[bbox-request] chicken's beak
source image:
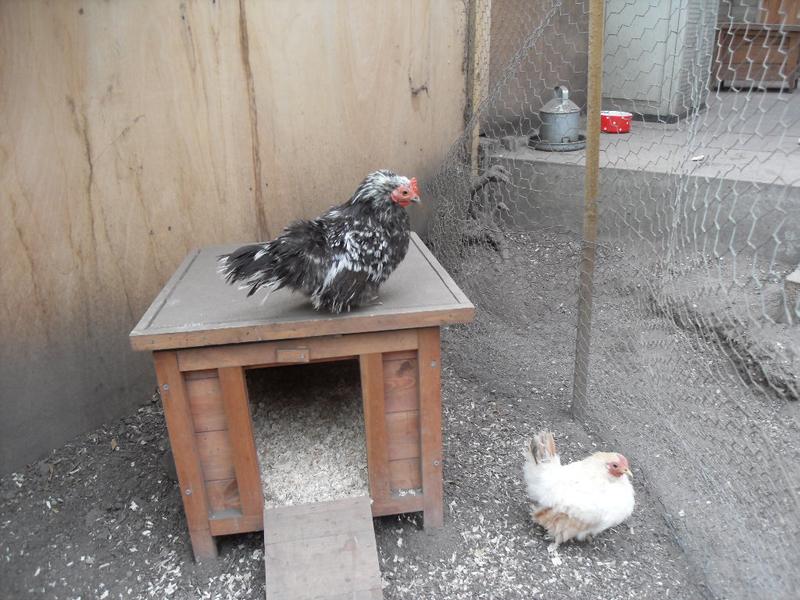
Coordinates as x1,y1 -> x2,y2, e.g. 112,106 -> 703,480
623,468 -> 633,479
410,195 -> 421,204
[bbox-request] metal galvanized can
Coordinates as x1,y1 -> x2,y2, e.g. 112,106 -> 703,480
538,86 -> 582,144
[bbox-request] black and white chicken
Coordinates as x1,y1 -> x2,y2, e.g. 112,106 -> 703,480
218,170 -> 420,313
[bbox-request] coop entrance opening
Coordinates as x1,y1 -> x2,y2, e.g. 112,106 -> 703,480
248,360 -> 370,507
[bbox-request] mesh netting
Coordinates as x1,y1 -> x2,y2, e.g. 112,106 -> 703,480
426,1 -> 800,598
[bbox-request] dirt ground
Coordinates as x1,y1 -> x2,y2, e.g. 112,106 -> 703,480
6,227 -> 796,599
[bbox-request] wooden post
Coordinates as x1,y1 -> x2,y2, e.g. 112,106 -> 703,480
218,367 -> 264,520
467,0 -> 492,175
572,0 -> 605,419
417,327 -> 444,528
360,353 -> 391,507
153,351 -> 218,561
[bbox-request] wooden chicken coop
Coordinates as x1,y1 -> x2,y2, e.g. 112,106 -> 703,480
130,233 -> 474,563
714,0 -> 800,90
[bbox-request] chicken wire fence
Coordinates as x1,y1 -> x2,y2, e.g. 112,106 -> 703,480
426,1 -> 800,599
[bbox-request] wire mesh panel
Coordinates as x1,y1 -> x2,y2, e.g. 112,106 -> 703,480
426,1 -> 800,598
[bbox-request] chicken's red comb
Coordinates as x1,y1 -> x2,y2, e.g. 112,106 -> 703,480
410,177 -> 420,196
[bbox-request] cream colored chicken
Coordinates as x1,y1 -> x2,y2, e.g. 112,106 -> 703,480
523,431 -> 635,546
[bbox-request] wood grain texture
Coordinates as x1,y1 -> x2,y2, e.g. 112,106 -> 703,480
0,0 -> 468,472
130,235 -> 475,351
762,0 -> 800,25
218,366 -> 263,518
388,458 -> 423,491
382,352 -> 420,413
153,351 -> 217,561
385,411 -> 421,461
264,496 -> 382,600
359,354 -> 391,506
196,430 -> 236,482
206,478 -> 241,514
417,327 -> 444,528
186,372 -> 226,432
369,493 -> 424,517
467,0 -> 492,174
177,330 -> 419,372
715,28 -> 800,89
208,512 -> 263,537
263,497 -> 374,544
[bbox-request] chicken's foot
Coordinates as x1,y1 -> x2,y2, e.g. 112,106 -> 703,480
357,282 -> 383,307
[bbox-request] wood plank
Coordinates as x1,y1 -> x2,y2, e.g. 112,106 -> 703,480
265,532 -> 377,565
264,497 -> 382,600
135,250 -> 201,332
276,348 -> 310,363
727,37 -> 798,63
185,369 -> 219,381
206,478 -> 241,514
382,352 -> 419,413
410,225 -> 475,309
264,496 -> 367,517
763,0 -> 800,26
385,411 -> 421,461
382,350 -> 417,360
360,354 -> 391,504
388,458 -> 422,491
417,327 -> 444,529
142,307 -> 472,350
208,512 -> 263,536
133,305 -> 474,352
268,556 -> 378,599
195,430 -> 235,482
130,235 -> 475,352
726,63 -> 793,82
371,493 -> 424,518
186,373 -> 226,432
189,529 -> 219,562
218,367 -> 264,518
177,329 -> 418,372
153,351 -> 217,561
264,500 -> 374,545
466,0 -> 492,175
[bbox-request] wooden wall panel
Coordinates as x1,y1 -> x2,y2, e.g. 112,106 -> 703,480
0,0 -> 467,472
206,478 -> 242,515
388,458 -> 423,491
186,372 -> 226,433
385,411 -> 421,461
382,351 -> 420,413
196,430 -> 235,482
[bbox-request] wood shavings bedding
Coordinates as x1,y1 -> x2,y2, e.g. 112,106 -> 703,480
249,363 -> 369,507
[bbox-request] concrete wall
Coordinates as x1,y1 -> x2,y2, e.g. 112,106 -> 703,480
485,152 -> 800,267
0,0 -> 468,473
481,0 -> 589,137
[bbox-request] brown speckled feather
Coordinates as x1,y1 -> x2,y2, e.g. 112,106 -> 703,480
532,507 -> 593,544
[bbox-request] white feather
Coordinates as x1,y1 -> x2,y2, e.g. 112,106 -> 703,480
524,447 -> 634,540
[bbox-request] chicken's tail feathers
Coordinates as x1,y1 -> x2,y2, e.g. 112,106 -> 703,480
528,431 -> 558,465
217,242 -> 279,295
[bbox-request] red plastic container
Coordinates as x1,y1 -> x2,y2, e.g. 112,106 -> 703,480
601,110 -> 632,133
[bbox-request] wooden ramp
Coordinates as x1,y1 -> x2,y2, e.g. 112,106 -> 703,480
264,496 -> 383,600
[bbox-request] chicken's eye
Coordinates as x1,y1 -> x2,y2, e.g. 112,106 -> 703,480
611,463 -> 618,469
402,190 -> 409,196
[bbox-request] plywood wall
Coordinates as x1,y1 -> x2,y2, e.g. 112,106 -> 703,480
0,0 -> 467,472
